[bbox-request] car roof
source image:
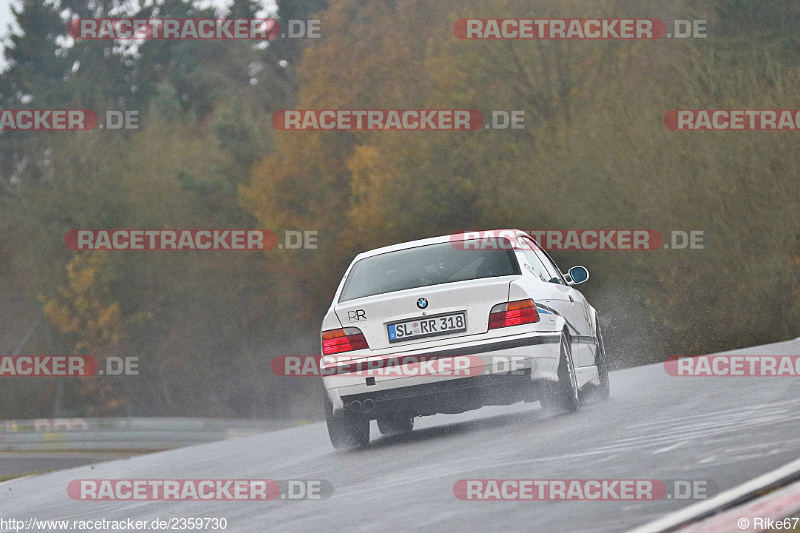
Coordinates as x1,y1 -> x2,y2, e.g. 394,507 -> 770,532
352,229 -> 527,261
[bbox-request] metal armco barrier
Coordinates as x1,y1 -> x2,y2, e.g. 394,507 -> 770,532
0,418 -> 293,451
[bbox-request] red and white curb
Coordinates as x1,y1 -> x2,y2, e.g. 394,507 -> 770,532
629,456 -> 800,532
679,481 -> 800,532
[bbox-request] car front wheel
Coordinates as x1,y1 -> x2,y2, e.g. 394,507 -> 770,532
594,323 -> 611,399
540,331 -> 580,414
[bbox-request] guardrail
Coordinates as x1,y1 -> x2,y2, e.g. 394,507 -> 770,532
0,418 -> 295,451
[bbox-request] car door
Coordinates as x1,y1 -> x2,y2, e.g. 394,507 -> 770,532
521,236 -> 595,368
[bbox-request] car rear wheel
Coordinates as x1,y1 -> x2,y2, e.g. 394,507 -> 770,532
324,395 -> 370,449
377,415 -> 414,436
541,331 -> 580,414
580,322 -> 611,403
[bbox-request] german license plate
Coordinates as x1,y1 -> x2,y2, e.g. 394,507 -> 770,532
387,312 -> 466,343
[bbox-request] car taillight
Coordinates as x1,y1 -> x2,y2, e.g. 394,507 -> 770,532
321,327 -> 369,355
488,299 -> 540,330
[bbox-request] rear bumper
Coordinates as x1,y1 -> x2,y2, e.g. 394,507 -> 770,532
323,331 -> 561,417
340,371 -> 538,418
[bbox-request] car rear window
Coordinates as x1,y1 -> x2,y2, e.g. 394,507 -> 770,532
338,240 -> 521,302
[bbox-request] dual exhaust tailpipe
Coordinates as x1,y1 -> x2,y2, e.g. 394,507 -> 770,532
347,398 -> 375,413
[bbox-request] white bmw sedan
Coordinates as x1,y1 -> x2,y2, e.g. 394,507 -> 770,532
321,229 -> 610,449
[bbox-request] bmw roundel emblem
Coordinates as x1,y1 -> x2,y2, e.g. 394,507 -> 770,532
417,298 -> 429,309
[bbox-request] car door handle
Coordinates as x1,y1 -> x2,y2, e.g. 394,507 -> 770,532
569,295 -> 574,303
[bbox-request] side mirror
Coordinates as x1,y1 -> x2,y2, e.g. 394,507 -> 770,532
567,266 -> 589,285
